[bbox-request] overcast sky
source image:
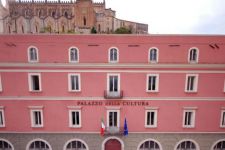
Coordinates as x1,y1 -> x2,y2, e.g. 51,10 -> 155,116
102,0 -> 225,34
1,0 -> 225,34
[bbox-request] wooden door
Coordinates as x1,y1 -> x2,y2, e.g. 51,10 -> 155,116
105,139 -> 121,150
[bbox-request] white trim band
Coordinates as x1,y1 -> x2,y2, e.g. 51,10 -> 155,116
0,96 -> 225,101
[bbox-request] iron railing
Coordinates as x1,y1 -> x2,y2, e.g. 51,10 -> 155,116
104,91 -> 123,99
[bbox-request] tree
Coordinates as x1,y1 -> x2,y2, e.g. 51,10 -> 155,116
91,27 -> 97,34
114,27 -> 132,34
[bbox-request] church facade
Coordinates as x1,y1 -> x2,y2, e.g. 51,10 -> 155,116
0,0 -> 148,34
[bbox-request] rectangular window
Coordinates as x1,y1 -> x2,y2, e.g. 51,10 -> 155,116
68,74 -> 81,92
0,109 -> 5,127
31,109 -> 43,127
185,74 -> 198,92
146,74 -> 159,92
69,110 -> 81,128
107,110 -> 120,127
0,75 -> 2,92
183,110 -> 195,128
109,75 -> 118,92
28,73 -> 41,92
145,109 -> 157,128
220,110 -> 225,128
107,74 -> 120,98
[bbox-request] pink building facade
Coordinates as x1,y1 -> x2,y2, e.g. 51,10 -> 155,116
0,35 -> 225,150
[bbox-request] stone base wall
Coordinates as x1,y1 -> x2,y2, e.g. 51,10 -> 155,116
0,133 -> 224,150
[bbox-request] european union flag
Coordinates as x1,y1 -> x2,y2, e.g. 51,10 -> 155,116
123,117 -> 128,136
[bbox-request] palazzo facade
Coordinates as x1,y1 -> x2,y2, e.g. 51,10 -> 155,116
0,34 -> 225,150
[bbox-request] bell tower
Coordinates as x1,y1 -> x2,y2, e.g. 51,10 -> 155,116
75,0 -> 96,30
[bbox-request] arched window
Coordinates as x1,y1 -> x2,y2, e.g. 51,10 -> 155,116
64,11 -> 68,18
83,17 -> 86,26
149,47 -> 158,63
0,139 -> 13,150
28,46 -> 38,62
38,10 -> 42,18
51,11 -> 55,17
138,140 -> 161,150
176,140 -> 197,150
62,25 -> 65,33
27,139 -> 51,150
35,25 -> 38,33
69,47 -> 79,63
188,48 -> 199,63
98,24 -> 101,32
8,26 -> 11,33
212,140 -> 225,150
109,47 -> 119,63
22,25 -> 24,33
64,140 -> 87,150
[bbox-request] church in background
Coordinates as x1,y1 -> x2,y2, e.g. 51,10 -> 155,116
0,0 -> 148,34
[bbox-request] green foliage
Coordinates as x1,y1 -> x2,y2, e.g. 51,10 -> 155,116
44,26 -> 51,32
114,27 -> 132,34
67,29 -> 75,34
91,27 -> 97,34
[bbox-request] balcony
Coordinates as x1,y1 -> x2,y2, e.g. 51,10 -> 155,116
105,126 -> 123,135
104,91 -> 123,99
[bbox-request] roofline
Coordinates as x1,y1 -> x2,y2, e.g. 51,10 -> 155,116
0,33 -> 225,37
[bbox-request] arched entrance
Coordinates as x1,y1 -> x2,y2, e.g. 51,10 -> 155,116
102,137 -> 124,150
105,139 -> 121,150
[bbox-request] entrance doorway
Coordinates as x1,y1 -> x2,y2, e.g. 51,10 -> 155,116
105,139 -> 121,150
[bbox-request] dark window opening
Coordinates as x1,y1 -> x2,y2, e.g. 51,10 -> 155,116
31,75 -> 40,91
83,17 -> 86,26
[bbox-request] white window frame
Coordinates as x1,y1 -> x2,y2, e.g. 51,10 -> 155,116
138,139 -> 162,150
148,47 -> 159,63
30,109 -> 44,128
107,109 -> 120,128
0,107 -> 5,127
26,139 -> 52,150
220,109 -> 225,128
63,139 -> 88,150
27,46 -> 39,63
107,73 -> 120,92
175,139 -> 199,150
211,139 -> 225,150
68,47 -> 79,63
0,75 -> 2,92
108,47 -> 119,63
145,108 -> 158,128
146,74 -> 159,92
185,74 -> 198,93
223,80 -> 225,93
69,109 -> 81,128
68,73 -> 81,92
188,47 -> 199,63
28,73 -> 42,92
183,109 -> 196,128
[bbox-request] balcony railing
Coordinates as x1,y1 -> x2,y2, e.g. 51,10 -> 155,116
105,126 -> 124,135
104,91 -> 123,99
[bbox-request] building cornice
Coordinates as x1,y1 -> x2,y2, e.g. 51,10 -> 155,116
0,131 -> 224,134
0,63 -> 224,69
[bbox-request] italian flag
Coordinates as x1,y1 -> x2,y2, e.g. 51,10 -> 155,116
100,118 -> 105,136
